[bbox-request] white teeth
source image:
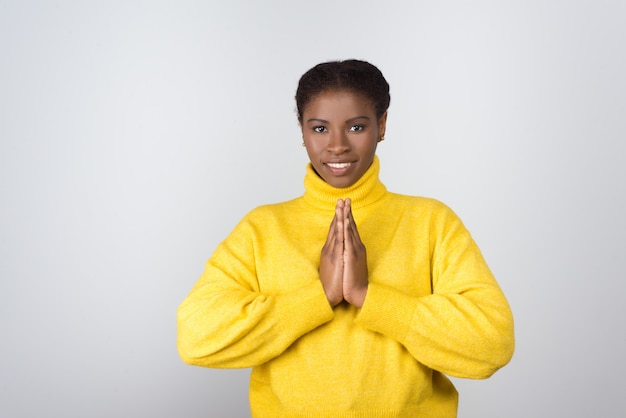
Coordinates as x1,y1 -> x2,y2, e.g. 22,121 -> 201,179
327,162 -> 351,168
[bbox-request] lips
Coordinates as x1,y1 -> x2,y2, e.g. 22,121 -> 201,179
324,161 -> 355,175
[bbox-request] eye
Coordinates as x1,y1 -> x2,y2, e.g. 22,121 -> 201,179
349,124 -> 364,132
313,126 -> 327,133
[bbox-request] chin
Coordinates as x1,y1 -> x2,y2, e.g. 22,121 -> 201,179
329,178 -> 356,189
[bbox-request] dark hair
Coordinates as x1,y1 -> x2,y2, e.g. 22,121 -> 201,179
295,59 -> 390,123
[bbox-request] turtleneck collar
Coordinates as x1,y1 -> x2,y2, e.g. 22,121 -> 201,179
303,155 -> 387,211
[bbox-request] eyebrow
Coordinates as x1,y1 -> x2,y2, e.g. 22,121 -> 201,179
306,116 -> 371,124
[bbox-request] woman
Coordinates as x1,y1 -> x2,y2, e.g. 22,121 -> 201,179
177,60 -> 514,417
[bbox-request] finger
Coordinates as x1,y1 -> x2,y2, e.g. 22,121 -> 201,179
343,198 -> 350,220
343,199 -> 351,238
345,199 -> 363,244
335,201 -> 344,246
344,218 -> 355,255
324,211 -> 344,256
343,199 -> 351,229
344,213 -> 358,258
323,211 -> 338,247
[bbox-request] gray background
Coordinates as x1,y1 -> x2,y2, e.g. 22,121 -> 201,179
1,1 -> 625,417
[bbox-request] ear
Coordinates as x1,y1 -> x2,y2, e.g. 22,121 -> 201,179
378,111 -> 388,139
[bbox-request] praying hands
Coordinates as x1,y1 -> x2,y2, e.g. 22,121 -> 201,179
320,198 -> 369,308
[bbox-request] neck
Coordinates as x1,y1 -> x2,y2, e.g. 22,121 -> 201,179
303,156 -> 387,211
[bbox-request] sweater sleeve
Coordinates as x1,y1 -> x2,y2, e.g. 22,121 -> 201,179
177,215 -> 335,368
355,204 -> 514,379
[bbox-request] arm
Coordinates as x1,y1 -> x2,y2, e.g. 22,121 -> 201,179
355,207 -> 514,379
177,215 -> 334,368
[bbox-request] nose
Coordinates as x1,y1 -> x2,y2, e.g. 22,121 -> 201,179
327,130 -> 350,154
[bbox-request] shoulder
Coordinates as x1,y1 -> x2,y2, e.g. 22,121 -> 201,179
236,197 -> 305,229
383,192 -> 467,238
218,197 -> 304,244
245,197 -> 303,218
385,192 -> 458,217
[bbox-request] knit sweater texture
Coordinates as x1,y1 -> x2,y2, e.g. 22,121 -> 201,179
177,157 -> 514,417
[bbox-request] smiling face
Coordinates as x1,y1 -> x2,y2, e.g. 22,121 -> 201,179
301,90 -> 387,188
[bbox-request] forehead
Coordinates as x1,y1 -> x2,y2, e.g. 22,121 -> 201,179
303,90 -> 376,118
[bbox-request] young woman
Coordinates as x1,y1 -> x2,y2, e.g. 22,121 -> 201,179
177,60 -> 514,417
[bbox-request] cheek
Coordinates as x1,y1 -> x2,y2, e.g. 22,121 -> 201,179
357,137 -> 379,155
303,142 -> 321,164
303,136 -> 323,154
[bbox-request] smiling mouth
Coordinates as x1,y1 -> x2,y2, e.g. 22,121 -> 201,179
326,162 -> 353,169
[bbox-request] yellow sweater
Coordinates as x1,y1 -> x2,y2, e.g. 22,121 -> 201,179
177,157 -> 514,417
